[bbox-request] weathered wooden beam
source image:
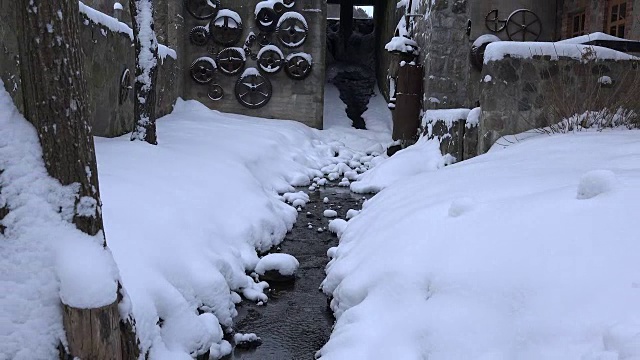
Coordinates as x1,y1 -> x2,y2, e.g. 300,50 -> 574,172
340,0 -> 354,44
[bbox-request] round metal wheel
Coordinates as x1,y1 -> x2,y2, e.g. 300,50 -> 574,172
235,71 -> 272,109
216,47 -> 246,75
245,33 -> 257,47
211,12 -> 243,46
119,68 -> 131,105
273,2 -> 286,15
256,7 -> 278,33
506,9 -> 542,41
257,47 -> 283,74
189,26 -> 209,46
190,57 -> 217,84
208,84 -> 224,101
257,32 -> 273,47
186,0 -> 220,20
470,34 -> 501,71
277,13 -> 308,48
284,53 -> 312,80
485,9 -> 507,33
283,0 -> 295,8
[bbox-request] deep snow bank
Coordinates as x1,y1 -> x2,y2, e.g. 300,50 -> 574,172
321,130 -> 640,359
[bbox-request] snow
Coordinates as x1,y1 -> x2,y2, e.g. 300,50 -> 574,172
113,2 -> 123,10
472,34 -> 501,48
254,0 -> 285,15
328,219 -> 348,237
422,108 -> 471,128
466,107 -> 481,128
385,36 -> 419,54
215,9 -> 242,26
286,51 -> 313,65
321,129 -> 640,360
79,1 -> 133,39
482,74 -> 492,82
323,209 -> 338,218
277,11 -> 308,29
598,75 -> 613,85
557,32 -> 634,44
233,332 -> 260,343
241,67 -> 261,77
484,42 -> 638,63
255,253 -> 299,276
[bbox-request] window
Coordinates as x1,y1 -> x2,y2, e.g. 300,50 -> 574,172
607,0 -> 627,38
571,11 -> 586,37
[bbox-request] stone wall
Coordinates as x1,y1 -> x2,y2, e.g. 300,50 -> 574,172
0,2 -> 23,112
182,0 -> 326,129
479,54 -> 640,153
562,0 -> 640,41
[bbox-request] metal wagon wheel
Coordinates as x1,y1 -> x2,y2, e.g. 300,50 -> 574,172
506,9 -> 542,41
277,14 -> 308,48
235,72 -> 272,109
256,7 -> 278,33
185,0 -> 220,20
190,57 -> 217,84
211,13 -> 243,46
216,47 -> 245,75
257,48 -> 283,74
189,26 -> 209,46
208,84 -> 224,101
484,9 -> 507,33
284,54 -> 312,80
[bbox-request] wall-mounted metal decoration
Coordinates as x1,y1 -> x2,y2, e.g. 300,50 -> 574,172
245,33 -> 257,47
273,2 -> 286,15
284,53 -> 312,80
189,26 -> 210,46
217,47 -> 246,75
119,68 -> 131,105
277,12 -> 308,48
470,34 -> 501,71
208,83 -> 224,100
235,69 -> 272,109
485,9 -> 506,33
257,46 -> 284,74
257,32 -> 273,47
186,0 -> 220,20
190,57 -> 217,84
256,7 -> 278,33
485,9 -> 541,41
505,9 -> 541,41
211,10 -> 243,46
283,0 -> 295,8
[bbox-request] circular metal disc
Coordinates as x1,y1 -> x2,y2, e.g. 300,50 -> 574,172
216,47 -> 246,75
284,54 -> 312,80
273,2 -> 286,15
235,72 -> 272,109
506,9 -> 542,41
186,0 -> 220,20
256,7 -> 278,33
257,32 -> 273,47
211,14 -> 243,46
283,0 -> 295,8
190,57 -> 217,84
208,84 -> 224,100
258,48 -> 283,74
119,68 -> 131,104
189,26 -> 209,46
277,14 -> 308,48
484,9 -> 506,33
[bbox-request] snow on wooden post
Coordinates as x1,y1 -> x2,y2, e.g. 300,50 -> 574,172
16,1 -> 139,358
130,0 -> 159,145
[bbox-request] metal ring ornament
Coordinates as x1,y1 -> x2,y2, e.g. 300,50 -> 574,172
235,71 -> 272,109
190,57 -> 217,84
506,9 -> 542,41
257,47 -> 284,74
211,12 -> 243,46
282,0 -> 295,8
216,47 -> 246,75
256,7 -> 279,33
257,32 -> 273,47
284,53 -> 312,80
276,13 -> 308,48
485,9 -> 506,33
189,26 -> 209,46
208,84 -> 224,101
273,2 -> 286,15
119,68 -> 131,105
186,0 -> 220,20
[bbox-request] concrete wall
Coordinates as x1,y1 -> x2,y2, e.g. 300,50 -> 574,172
182,0 -> 326,129
479,55 -> 640,153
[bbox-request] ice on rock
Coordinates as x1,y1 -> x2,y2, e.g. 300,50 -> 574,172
292,199 -> 306,208
233,332 -> 262,349
209,340 -> 232,359
283,191 -> 309,206
317,227 -> 324,233
240,276 -> 269,303
160,311 -> 221,357
448,197 -> 476,217
324,209 -> 338,218
328,219 -> 347,237
255,253 -> 299,276
577,170 -> 617,199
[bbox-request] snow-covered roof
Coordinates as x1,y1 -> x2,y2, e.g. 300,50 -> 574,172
484,42 -> 638,64
557,32 -> 634,44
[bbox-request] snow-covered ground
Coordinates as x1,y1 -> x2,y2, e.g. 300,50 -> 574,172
321,130 -> 640,359
0,79 -> 392,359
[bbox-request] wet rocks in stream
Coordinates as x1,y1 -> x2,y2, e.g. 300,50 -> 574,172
330,64 -> 376,129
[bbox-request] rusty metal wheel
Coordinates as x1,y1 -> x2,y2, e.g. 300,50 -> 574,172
284,53 -> 312,80
185,0 -> 220,20
506,9 -> 542,41
256,7 -> 278,33
119,68 -> 131,104
257,32 -> 273,47
257,46 -> 284,74
235,70 -> 272,109
189,26 -> 209,46
208,84 -> 224,101
484,9 -> 506,33
216,47 -> 246,75
211,11 -> 243,46
190,57 -> 217,84
276,12 -> 308,48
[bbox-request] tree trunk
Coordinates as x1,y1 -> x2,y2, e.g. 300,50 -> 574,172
130,0 -> 159,144
16,1 -> 139,358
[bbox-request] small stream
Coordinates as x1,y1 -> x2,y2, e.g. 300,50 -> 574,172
225,186 -> 368,360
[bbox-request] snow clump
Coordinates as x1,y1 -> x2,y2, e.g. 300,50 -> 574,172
577,169 -> 617,199
255,253 -> 299,276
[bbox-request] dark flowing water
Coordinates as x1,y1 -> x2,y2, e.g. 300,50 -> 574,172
225,186 -> 368,360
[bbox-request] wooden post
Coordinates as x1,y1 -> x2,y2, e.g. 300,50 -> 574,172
340,0 -> 353,47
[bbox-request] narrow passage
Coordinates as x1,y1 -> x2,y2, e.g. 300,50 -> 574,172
226,186 -> 368,360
